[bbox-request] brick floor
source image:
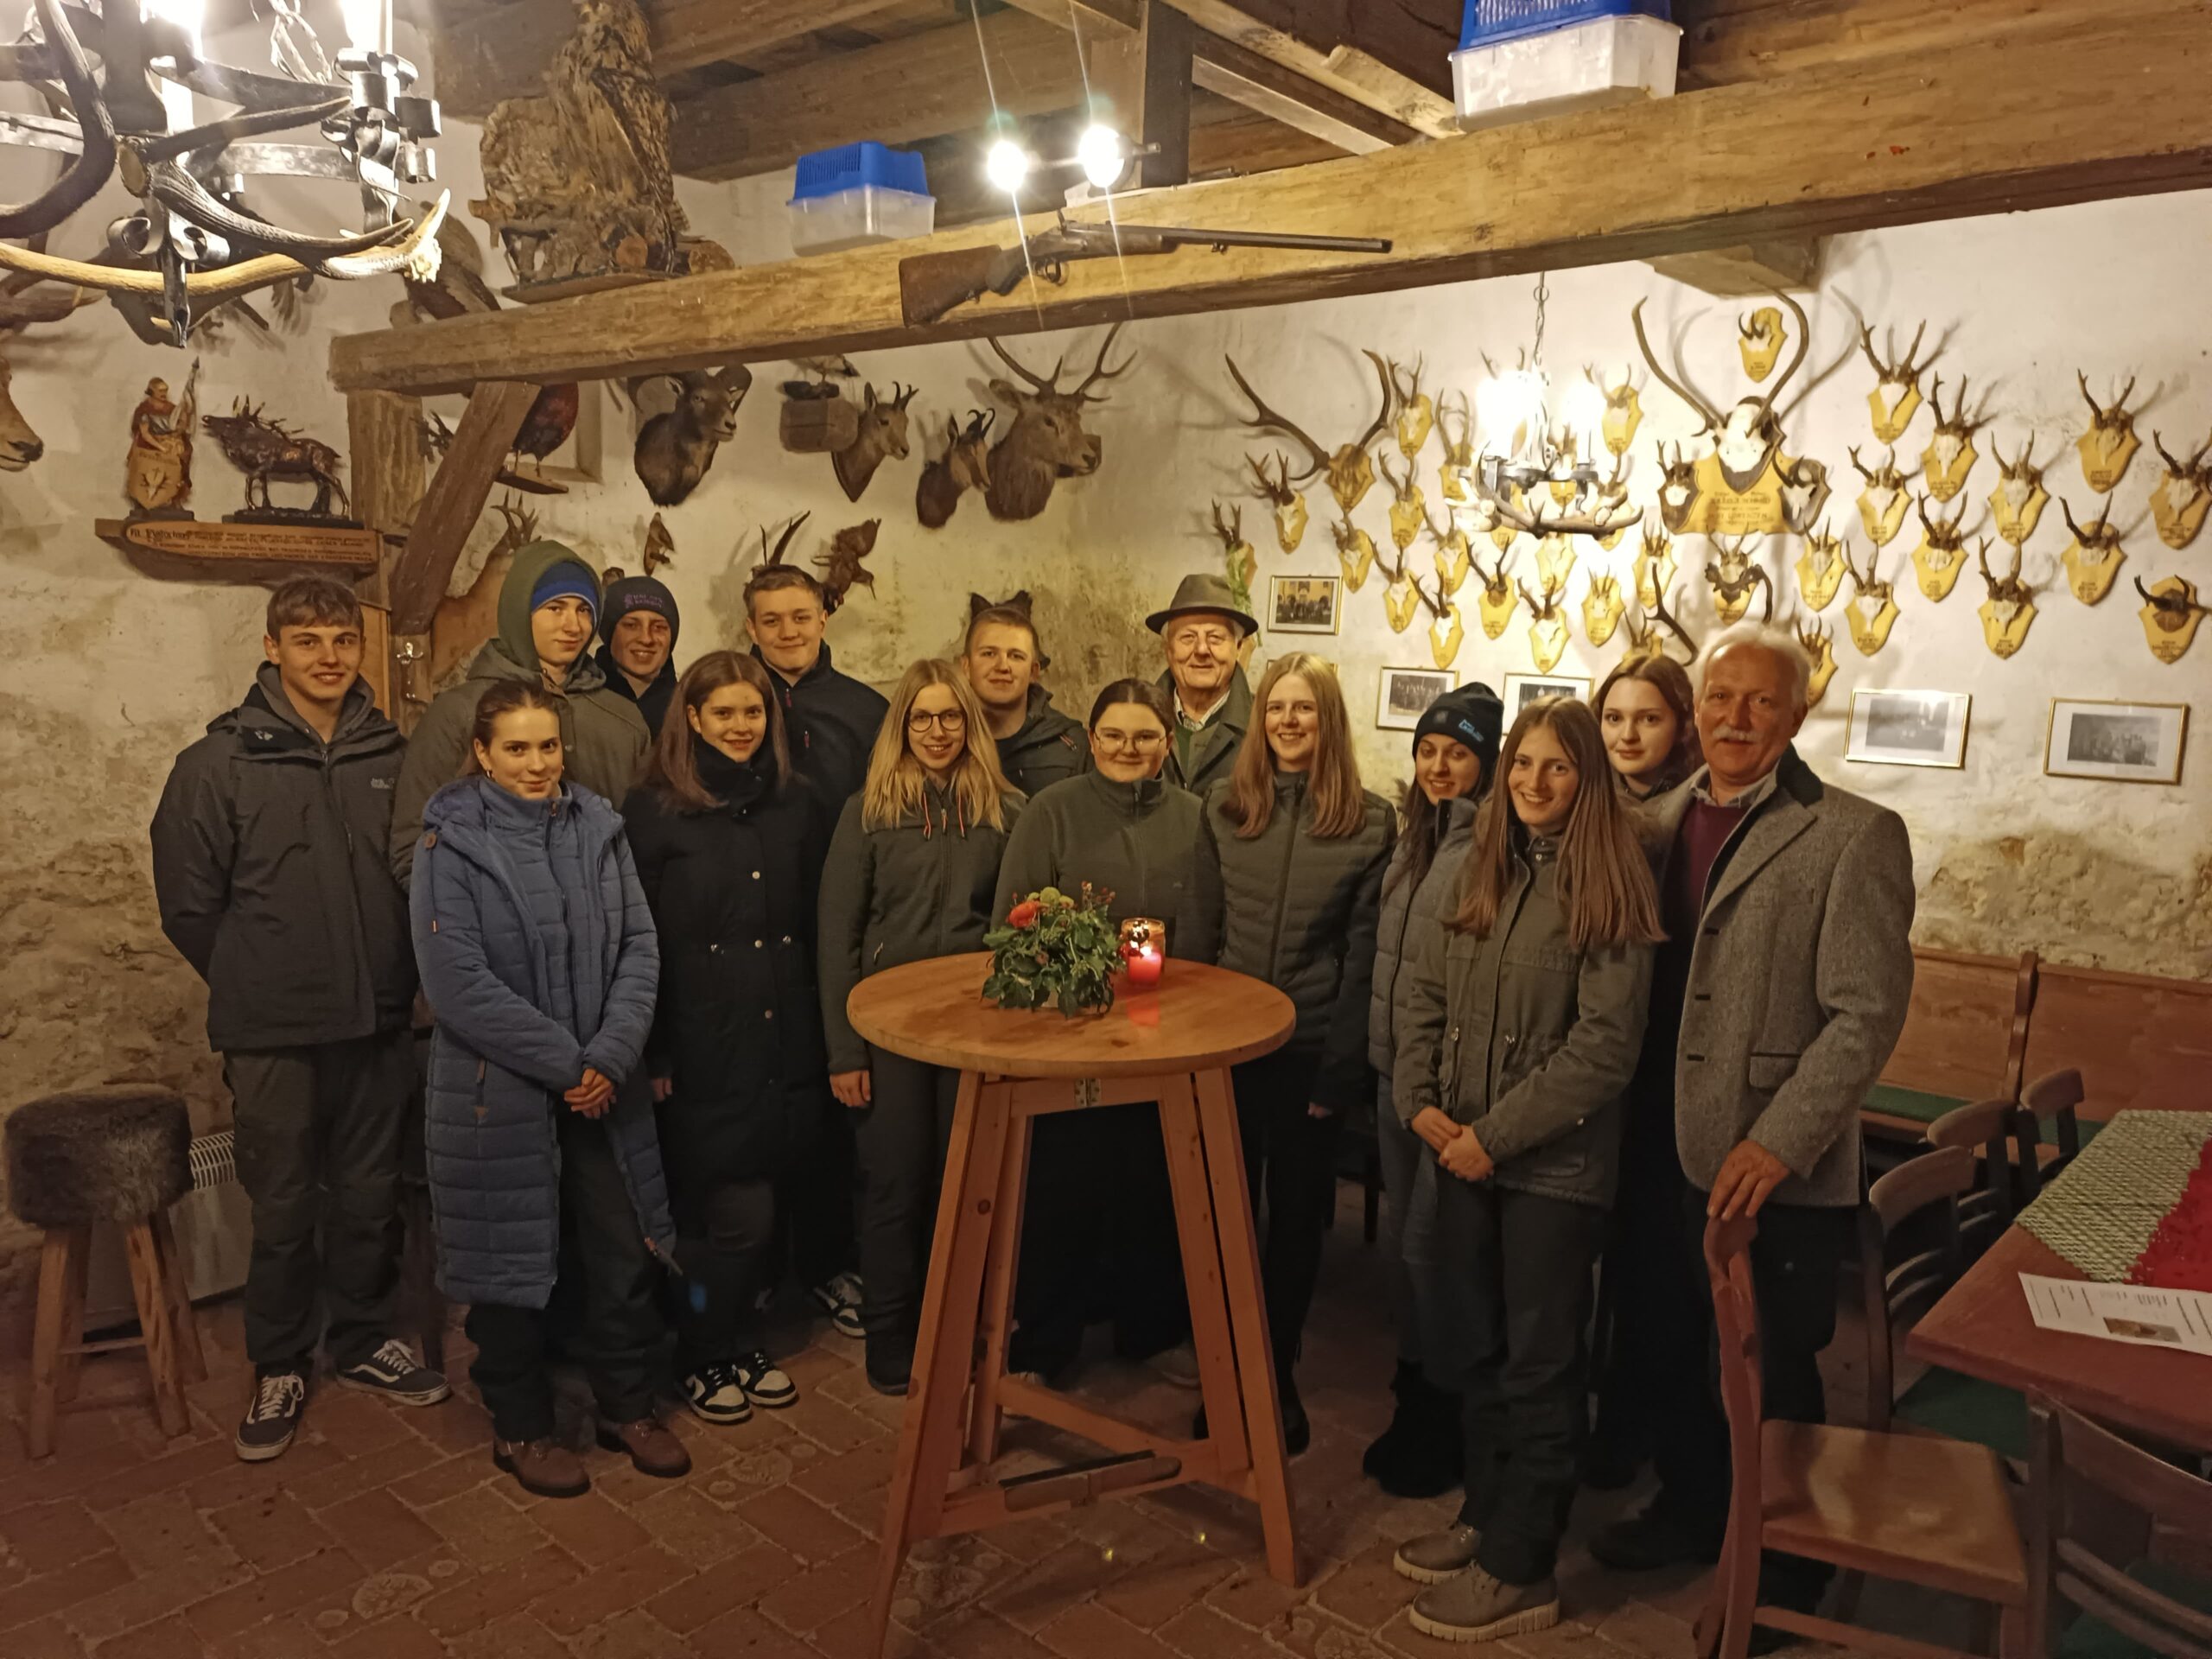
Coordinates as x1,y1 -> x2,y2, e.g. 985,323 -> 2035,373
0,1191 -> 1893,1658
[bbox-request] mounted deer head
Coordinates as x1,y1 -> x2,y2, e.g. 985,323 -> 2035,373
1425,502 -> 1472,595
753,511 -> 810,571
0,279 -> 95,472
1910,493 -> 1975,601
1738,306 -> 1785,382
1849,445 -> 1911,546
1586,365 -> 1644,457
1795,520 -> 1848,612
1988,435 -> 2050,546
1777,454 -> 1831,536
812,519 -> 880,614
1211,500 -> 1255,594
1920,375 -> 1987,502
1378,452 -> 1425,551
1390,355 -> 1433,457
1225,348 -> 1392,514
1656,442 -> 1701,534
1330,516 -> 1377,591
832,380 -> 917,502
1631,291 -> 1809,484
1636,518 -> 1677,612
1858,320 -> 1932,443
633,365 -> 753,505
1518,575 -> 1571,672
2058,498 -> 2127,604
1796,616 -> 1838,704
916,408 -> 995,530
1843,543 -> 1900,655
1705,535 -> 1772,625
2075,372 -> 2141,493
2134,575 -> 2209,664
2148,429 -> 2212,550
1472,543 -> 1517,639
1248,450 -> 1308,553
984,324 -> 1133,521
1436,389 -> 1475,500
1975,537 -> 2037,658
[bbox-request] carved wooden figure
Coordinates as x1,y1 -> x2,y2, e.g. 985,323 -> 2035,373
1909,494 -> 1975,601
1919,375 -> 1986,502
985,326 -> 1132,522
1331,517 -> 1376,591
1705,535 -> 1771,625
1390,357 -> 1433,458
1849,446 -> 1912,546
833,381 -> 917,502
2148,429 -> 2212,550
1520,577 -> 1571,673
1436,391 -> 1474,501
1583,566 -> 1624,646
634,365 -> 753,505
1473,543 -> 1517,639
2058,499 -> 2126,604
916,409 -> 994,530
1843,543 -> 1901,656
1378,452 -> 1425,553
1974,538 -> 2037,658
1859,320 -> 1932,445
2135,575 -> 2208,664
1738,306 -> 1785,382
1211,501 -> 1256,594
1796,521 -> 1848,611
2075,373 -> 2141,493
1249,451 -> 1308,552
1226,350 -> 1391,514
1988,436 -> 2050,547
1424,503 -> 1471,595
125,359 -> 198,514
1796,616 -> 1838,705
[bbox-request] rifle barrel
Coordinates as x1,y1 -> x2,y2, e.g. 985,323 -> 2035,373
1104,225 -> 1391,254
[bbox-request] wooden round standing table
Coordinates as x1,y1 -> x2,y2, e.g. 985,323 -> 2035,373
849,951 -> 1301,1655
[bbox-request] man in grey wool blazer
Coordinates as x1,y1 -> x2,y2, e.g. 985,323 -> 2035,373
1593,624 -> 1915,1597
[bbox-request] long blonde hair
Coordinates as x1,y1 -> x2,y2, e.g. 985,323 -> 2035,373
1453,698 -> 1663,949
861,658 -> 1016,832
1216,652 -> 1370,840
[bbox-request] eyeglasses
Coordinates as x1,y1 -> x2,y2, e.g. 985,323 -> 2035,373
907,709 -> 968,734
1096,729 -> 1165,750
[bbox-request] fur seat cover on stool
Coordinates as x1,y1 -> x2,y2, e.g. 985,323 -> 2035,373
4,1088 -> 193,1228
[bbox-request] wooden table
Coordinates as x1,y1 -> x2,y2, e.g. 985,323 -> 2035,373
1906,1227 -> 2212,1454
849,952 -> 1300,1656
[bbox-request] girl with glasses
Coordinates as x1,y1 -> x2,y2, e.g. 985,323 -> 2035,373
818,660 -> 1025,1395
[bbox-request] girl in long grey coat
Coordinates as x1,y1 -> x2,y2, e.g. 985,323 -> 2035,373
413,682 -> 680,1502
1389,698 -> 1660,1644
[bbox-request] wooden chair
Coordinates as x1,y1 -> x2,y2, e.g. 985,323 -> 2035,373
1928,1097 -> 2042,1259
2025,1397 -> 2212,1658
1859,1147 -> 2030,1463
1695,1213 -> 2027,1659
2020,1070 -> 2087,1181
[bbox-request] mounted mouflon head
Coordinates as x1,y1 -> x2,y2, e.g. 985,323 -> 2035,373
632,364 -> 753,505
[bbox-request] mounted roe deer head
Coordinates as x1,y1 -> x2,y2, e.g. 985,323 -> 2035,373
1211,500 -> 1255,595
1582,566 -> 1624,646
833,380 -> 917,502
984,324 -> 1132,522
1378,451 -> 1425,552
1976,537 -> 2037,658
1518,575 -> 1571,673
2059,498 -> 2127,604
1248,451 -> 1308,553
915,408 -> 994,530
1389,355 -> 1433,458
1795,520 -> 1848,612
2075,372 -> 2140,493
1910,493 -> 1975,601
2135,575 -> 2209,664
2148,429 -> 2212,550
1656,442 -> 1701,534
1330,516 -> 1377,591
1920,375 -> 1987,502
1738,306 -> 1785,382
1586,365 -> 1644,457
1859,320 -> 1931,443
1988,435 -> 2049,546
1849,445 -> 1911,546
1704,535 -> 1771,625
1796,616 -> 1838,704
1423,501 -> 1471,595
1226,348 -> 1392,514
1636,518 -> 1677,612
633,365 -> 753,505
1472,543 -> 1517,639
1843,543 -> 1900,656
1436,389 -> 1475,499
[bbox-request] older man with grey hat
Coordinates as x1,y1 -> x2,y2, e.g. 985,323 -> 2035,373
1147,572 -> 1257,798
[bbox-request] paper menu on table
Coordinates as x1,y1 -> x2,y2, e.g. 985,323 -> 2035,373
2019,1275 -> 2212,1356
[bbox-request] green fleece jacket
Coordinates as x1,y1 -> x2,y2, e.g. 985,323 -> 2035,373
995,770 -> 1221,963
389,540 -> 650,886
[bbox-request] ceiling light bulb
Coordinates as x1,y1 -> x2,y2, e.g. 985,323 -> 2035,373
985,139 -> 1031,194
1077,124 -> 1127,189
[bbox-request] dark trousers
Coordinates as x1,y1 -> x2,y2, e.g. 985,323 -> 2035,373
467,1107 -> 661,1441
784,1097 -> 856,1289
852,1047 -> 958,1340
676,1178 -> 775,1369
1233,1049 -> 1343,1378
1012,1103 -> 1189,1375
1440,1183 -> 1606,1586
1590,1090 -> 1701,1475
226,1029 -> 412,1372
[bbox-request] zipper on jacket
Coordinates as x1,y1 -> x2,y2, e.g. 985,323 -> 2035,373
1265,785 -> 1300,981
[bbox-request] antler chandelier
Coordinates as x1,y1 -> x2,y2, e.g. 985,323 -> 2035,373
0,0 -> 444,343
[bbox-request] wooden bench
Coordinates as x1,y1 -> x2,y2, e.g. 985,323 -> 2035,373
2018,963 -> 2212,1119
1861,949 -> 2037,1142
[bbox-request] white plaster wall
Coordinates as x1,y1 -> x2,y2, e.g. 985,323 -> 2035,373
3,53 -> 2208,1186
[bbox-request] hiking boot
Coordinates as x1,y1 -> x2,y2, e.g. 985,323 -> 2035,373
680,1362 -> 752,1426
494,1435 -> 590,1498
337,1338 -> 451,1407
734,1350 -> 798,1409
809,1272 -> 865,1339
234,1368 -> 307,1462
1409,1566 -> 1560,1643
598,1414 -> 692,1478
1395,1523 -> 1484,1584
1590,1502 -> 1723,1571
865,1332 -> 913,1397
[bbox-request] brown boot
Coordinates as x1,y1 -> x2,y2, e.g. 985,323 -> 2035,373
596,1414 -> 692,1478
493,1436 -> 590,1498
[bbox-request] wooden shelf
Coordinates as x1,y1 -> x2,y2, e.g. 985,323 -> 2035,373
96,518 -> 383,580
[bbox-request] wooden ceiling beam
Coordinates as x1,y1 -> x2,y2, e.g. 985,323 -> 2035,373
1151,0 -> 1459,136
333,5 -> 2212,397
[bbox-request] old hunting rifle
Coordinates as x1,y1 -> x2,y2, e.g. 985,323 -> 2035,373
899,213 -> 1392,326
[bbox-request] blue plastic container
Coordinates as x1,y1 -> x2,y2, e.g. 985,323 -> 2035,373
1459,0 -> 1669,50
788,142 -> 935,256
791,141 -> 930,201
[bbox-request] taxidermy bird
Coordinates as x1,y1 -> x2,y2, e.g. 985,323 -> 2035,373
814,521 -> 880,615
559,0 -> 685,256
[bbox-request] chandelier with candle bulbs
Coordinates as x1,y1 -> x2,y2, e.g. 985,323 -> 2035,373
0,0 -> 444,344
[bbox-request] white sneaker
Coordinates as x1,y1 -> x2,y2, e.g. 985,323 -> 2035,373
734,1350 -> 798,1409
810,1272 -> 864,1339
680,1362 -> 752,1426
1148,1342 -> 1203,1390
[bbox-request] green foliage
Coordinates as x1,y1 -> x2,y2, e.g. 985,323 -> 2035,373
982,882 -> 1121,1019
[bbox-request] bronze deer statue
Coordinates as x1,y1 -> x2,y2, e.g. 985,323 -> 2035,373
201,398 -> 350,517
832,380 -> 918,502
915,409 -> 995,530
983,324 -> 1133,522
633,365 -> 753,505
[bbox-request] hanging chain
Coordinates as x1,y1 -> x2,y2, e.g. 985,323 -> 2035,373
1530,270 -> 1549,372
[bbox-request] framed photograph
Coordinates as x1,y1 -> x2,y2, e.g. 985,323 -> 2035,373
1268,574 -> 1341,635
1503,672 -> 1593,715
1377,666 -> 1455,730
2044,698 -> 2188,784
1847,688 -> 1971,769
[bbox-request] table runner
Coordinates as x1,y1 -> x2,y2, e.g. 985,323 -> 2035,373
2014,1111 -> 2212,1284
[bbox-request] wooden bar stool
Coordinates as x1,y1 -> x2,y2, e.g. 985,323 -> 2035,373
5,1086 -> 208,1457
847,953 -> 1300,1658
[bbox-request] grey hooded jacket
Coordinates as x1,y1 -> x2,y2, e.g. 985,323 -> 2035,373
1368,795 -> 1478,1075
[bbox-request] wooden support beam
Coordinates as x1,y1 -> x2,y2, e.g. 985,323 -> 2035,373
332,7 -> 2212,398
391,381 -> 537,634
430,0 -> 906,120
1646,238 -> 1825,297
1153,0 -> 1459,136
1672,0 -> 2181,88
1084,2 -> 1198,188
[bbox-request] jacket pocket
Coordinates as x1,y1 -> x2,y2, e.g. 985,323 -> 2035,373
1746,1052 -> 1798,1091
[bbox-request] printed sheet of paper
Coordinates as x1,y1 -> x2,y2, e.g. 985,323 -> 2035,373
2019,1274 -> 2212,1356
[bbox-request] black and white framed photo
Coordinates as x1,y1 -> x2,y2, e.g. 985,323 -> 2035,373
2044,698 -> 2188,785
1503,672 -> 1593,715
1268,574 -> 1341,635
1376,666 -> 1455,730
1846,688 -> 1972,768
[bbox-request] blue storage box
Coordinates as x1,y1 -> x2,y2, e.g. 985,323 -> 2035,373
788,142 -> 936,256
1459,0 -> 1669,50
791,141 -> 931,201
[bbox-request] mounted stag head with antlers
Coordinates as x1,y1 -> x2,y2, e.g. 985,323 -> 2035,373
1975,538 -> 2037,658
1988,435 -> 2050,547
1704,535 -> 1771,625
1920,375 -> 1988,502
1859,319 -> 1932,444
2134,575 -> 2209,664
1225,348 -> 1392,514
1849,445 -> 1911,547
1389,356 -> 1433,458
1795,520 -> 1848,612
915,409 -> 994,530
2149,429 -> 2212,550
2059,499 -> 2127,604
984,324 -> 1132,521
1842,543 -> 1900,656
1909,493 -> 1976,601
633,365 -> 753,505
1630,289 -> 1811,503
2075,372 -> 2141,493
832,380 -> 918,502
1796,615 -> 1838,704
1248,451 -> 1308,552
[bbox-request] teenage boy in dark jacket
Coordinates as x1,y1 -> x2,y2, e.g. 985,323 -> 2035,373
596,574 -> 680,739
960,601 -> 1086,795
151,578 -> 448,1465
746,563 -> 887,809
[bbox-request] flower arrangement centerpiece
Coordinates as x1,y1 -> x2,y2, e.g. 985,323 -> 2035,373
982,883 -> 1121,1018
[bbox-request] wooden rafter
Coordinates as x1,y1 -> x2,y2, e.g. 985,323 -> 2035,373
1152,0 -> 1459,136
334,5 -> 2212,397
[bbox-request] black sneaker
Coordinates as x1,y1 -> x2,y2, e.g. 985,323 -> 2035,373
865,1332 -> 913,1397
681,1362 -> 753,1426
734,1350 -> 798,1409
235,1368 -> 308,1462
1590,1502 -> 1724,1571
809,1272 -> 865,1340
337,1339 -> 451,1407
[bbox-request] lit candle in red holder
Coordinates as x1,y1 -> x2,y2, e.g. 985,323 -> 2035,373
1121,917 -> 1166,989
